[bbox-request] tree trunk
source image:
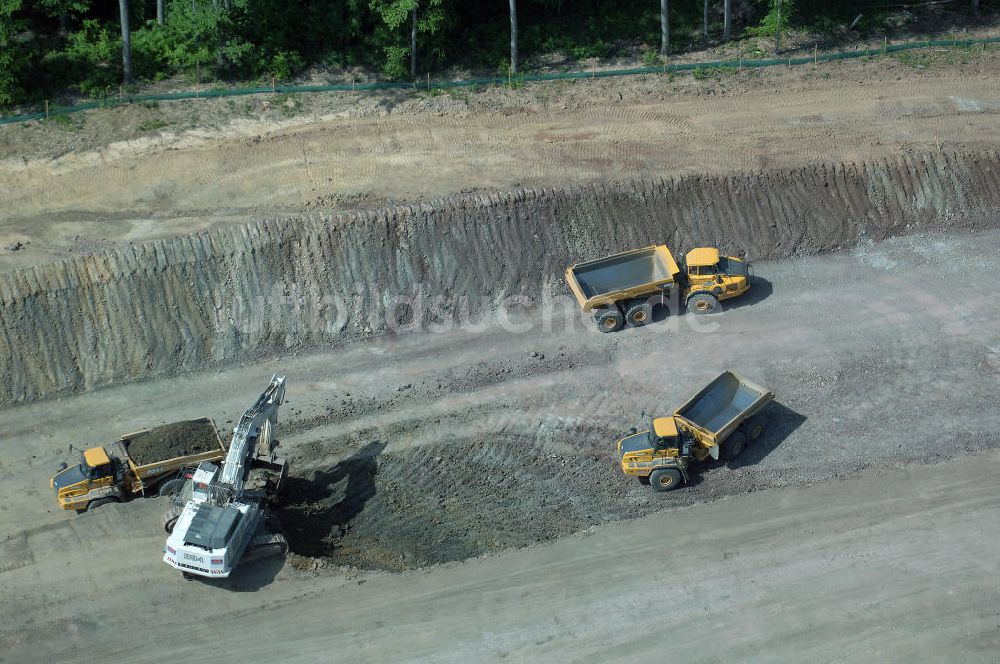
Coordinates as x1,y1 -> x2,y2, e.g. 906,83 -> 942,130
509,0 -> 518,74
157,0 -> 164,24
704,0 -> 709,39
723,0 -> 731,40
660,0 -> 669,55
411,5 -> 417,78
775,2 -> 782,54
119,0 -> 133,84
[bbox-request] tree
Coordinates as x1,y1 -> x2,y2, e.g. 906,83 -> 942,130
723,0 -> 731,40
659,0 -> 669,55
703,0 -> 708,39
752,0 -> 792,54
509,0 -> 517,74
0,0 -> 21,104
118,0 -> 133,84
411,2 -> 417,76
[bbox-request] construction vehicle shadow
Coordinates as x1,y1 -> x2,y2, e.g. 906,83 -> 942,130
724,275 -> 774,311
647,276 -> 773,325
682,400 -> 805,488
276,440 -> 387,558
728,401 -> 806,468
211,556 -> 286,592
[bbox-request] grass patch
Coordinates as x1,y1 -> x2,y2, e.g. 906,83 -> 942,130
691,65 -> 738,82
137,118 -> 170,132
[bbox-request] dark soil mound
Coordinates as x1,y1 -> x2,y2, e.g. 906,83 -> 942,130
126,418 -> 221,465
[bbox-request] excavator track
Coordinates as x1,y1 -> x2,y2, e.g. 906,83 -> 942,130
242,531 -> 289,563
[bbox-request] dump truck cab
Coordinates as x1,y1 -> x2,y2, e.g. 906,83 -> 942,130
50,446 -> 124,511
683,247 -> 751,313
618,372 -> 773,492
617,417 -> 719,491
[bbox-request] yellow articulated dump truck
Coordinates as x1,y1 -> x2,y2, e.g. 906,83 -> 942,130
50,418 -> 226,512
618,372 -> 773,492
565,244 -> 751,332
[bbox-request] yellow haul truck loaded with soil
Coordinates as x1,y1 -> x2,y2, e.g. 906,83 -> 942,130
565,244 -> 751,332
618,372 -> 773,491
50,418 -> 227,512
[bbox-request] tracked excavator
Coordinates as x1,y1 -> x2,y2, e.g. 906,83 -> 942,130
162,375 -> 290,579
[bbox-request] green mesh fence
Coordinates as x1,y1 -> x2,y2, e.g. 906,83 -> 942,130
3,36 -> 998,125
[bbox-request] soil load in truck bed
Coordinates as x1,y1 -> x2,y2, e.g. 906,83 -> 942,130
125,418 -> 223,466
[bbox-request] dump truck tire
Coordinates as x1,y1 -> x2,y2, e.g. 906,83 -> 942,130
625,301 -> 653,327
687,293 -> 721,315
638,475 -> 651,486
595,308 -> 624,333
649,468 -> 682,492
720,431 -> 746,460
741,417 -> 765,442
158,478 -> 185,497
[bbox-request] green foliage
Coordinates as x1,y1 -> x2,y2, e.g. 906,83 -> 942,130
46,18 -> 120,97
0,0 -> 990,109
0,0 -> 23,104
381,45 -> 409,79
268,50 -> 303,79
749,0 -> 795,38
692,65 -> 738,81
137,117 -> 170,131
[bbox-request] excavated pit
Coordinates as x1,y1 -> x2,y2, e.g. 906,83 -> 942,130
1,151 -> 1000,405
274,400 -> 806,571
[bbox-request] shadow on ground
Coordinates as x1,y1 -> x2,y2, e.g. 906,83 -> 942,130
728,400 -> 807,468
681,400 -> 806,489
645,275 -> 773,326
277,440 -> 387,557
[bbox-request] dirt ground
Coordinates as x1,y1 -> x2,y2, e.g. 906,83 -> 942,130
0,47 -> 998,270
1,230 -> 999,660
2,36 -> 999,661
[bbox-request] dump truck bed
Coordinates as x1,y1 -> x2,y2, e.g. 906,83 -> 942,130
674,372 -> 773,445
565,245 -> 681,311
117,417 -> 227,479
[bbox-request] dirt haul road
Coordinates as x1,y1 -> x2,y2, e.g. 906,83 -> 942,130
1,229 -> 999,661
0,52 -> 999,270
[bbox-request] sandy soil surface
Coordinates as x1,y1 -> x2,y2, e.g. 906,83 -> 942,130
2,230 -> 998,661
0,48 -> 998,271
4,450 -> 999,663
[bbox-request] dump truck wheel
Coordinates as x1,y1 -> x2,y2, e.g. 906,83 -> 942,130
638,475 -> 651,486
625,301 -> 653,327
720,431 -> 746,460
741,417 -> 765,442
649,468 -> 682,492
595,309 -> 624,333
158,478 -> 185,497
687,293 -> 721,315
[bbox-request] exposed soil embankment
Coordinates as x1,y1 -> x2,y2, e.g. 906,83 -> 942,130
2,150 -> 999,404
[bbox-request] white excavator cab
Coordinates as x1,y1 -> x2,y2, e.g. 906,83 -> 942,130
190,462 -> 219,503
